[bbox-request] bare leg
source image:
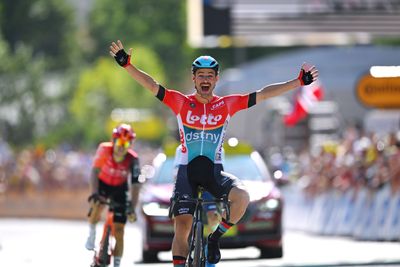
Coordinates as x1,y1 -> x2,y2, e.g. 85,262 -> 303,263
171,214 -> 193,259
85,202 -> 105,250
113,222 -> 125,257
227,185 -> 250,223
207,185 -> 249,264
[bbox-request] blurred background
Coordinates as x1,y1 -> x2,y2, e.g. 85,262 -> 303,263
1,0 -> 400,243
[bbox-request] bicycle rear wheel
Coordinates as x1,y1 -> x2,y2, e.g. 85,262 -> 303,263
191,222 -> 205,267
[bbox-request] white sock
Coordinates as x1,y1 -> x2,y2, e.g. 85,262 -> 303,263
85,224 -> 97,250
89,224 -> 96,236
114,256 -> 122,267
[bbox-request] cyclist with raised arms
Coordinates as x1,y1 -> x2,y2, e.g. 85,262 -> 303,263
85,123 -> 141,267
109,40 -> 318,266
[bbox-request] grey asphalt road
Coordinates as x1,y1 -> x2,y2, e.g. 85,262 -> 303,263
1,219 -> 399,267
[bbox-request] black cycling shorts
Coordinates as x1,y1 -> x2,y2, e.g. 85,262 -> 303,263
98,179 -> 128,224
171,155 -> 241,217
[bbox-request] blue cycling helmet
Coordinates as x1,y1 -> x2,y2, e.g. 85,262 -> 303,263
191,55 -> 219,75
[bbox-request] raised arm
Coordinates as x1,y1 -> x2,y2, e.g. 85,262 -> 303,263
109,40 -> 160,95
255,63 -> 319,103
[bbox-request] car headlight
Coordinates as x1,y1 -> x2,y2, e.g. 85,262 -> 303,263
258,198 -> 280,211
142,202 -> 170,217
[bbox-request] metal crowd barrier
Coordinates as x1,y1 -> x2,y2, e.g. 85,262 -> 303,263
282,183 -> 400,241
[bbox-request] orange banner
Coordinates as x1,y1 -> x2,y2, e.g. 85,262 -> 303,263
356,74 -> 400,109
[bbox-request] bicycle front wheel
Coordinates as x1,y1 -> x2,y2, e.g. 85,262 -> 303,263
192,222 -> 204,267
99,226 -> 111,267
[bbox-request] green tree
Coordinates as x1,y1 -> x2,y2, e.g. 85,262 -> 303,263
0,0 -> 78,69
70,44 -> 167,144
0,35 -> 72,147
88,0 -> 192,88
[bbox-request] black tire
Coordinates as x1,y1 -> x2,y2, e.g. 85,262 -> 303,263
186,227 -> 195,267
259,246 -> 283,259
99,226 -> 111,266
142,249 -> 159,263
192,222 -> 204,267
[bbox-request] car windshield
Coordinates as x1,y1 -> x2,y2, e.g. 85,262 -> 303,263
224,155 -> 266,181
153,155 -> 266,184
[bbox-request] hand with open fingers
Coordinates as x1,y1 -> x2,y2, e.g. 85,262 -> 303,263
297,62 -> 319,86
109,40 -> 132,68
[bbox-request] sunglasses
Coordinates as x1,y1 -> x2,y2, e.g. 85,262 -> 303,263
115,138 -> 131,149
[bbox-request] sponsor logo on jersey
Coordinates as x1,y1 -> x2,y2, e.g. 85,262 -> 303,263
178,207 -> 190,214
186,110 -> 222,126
179,128 -> 187,153
210,100 -> 225,111
185,131 -> 221,144
103,165 -> 129,178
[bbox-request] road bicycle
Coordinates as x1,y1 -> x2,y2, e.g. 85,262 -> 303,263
169,187 -> 230,267
88,198 -> 130,267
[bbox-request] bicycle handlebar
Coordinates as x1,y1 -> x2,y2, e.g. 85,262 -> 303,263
87,196 -> 134,219
97,198 -> 119,208
168,194 -> 231,222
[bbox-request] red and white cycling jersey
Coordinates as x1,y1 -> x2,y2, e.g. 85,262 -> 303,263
157,86 -> 256,164
92,142 -> 139,186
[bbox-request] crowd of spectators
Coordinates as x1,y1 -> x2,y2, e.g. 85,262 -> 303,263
0,141 -> 158,195
2,126 -> 399,198
272,127 -> 400,240
297,127 -> 400,200
0,143 -> 91,193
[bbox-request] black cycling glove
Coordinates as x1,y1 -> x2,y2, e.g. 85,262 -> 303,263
298,69 -> 314,86
88,193 -> 101,203
114,49 -> 131,68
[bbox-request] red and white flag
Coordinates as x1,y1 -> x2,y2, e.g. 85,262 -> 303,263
283,81 -> 324,127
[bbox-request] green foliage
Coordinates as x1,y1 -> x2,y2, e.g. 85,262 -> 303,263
0,0 -> 86,148
374,37 -> 400,46
223,141 -> 254,155
0,35 -> 71,147
0,0 -> 78,69
88,0 -> 192,87
131,116 -> 168,142
70,44 -> 166,144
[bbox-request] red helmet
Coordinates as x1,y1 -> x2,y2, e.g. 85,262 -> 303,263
112,124 -> 136,143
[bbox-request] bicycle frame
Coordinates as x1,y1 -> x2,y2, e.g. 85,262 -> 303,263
91,202 -> 117,267
100,210 -> 115,266
170,188 -> 230,267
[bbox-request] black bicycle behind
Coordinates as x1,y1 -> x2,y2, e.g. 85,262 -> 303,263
169,187 -> 230,267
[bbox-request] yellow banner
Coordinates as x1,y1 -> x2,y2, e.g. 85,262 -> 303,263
356,74 -> 400,109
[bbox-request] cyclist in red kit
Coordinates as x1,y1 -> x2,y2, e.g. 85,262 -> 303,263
109,40 -> 318,266
85,123 -> 141,267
